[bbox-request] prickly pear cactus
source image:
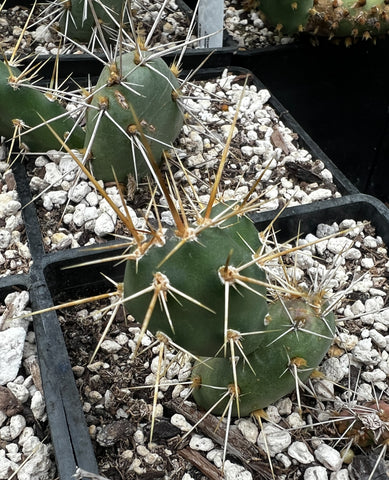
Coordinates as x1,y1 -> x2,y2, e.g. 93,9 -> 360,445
192,296 -> 336,416
253,0 -> 389,39
0,60 -> 84,151
123,197 -> 336,416
84,51 -> 184,183
58,0 -> 125,43
123,204 -> 269,357
252,0 -> 312,34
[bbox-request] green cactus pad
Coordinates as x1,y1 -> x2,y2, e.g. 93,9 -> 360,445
84,51 -> 184,183
256,0 -> 312,34
192,296 -> 336,416
123,208 -> 268,357
0,61 -> 84,151
58,0 -> 125,43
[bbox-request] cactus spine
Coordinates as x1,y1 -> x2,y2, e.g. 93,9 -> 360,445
0,60 -> 84,151
253,1 -> 389,39
84,50 -> 184,183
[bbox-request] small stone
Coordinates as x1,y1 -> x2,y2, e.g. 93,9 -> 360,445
68,181 -> 91,202
257,423 -> 291,456
223,460 -> 252,480
353,339 -> 380,365
335,333 -> 358,351
16,442 -> 53,480
308,188 -> 332,202
0,449 -> 18,479
287,412 -> 306,428
100,339 -> 122,354
30,391 -> 46,421
361,369 -> 386,383
0,229 -> 11,249
94,212 -> 115,236
320,357 -> 345,383
4,200 -> 21,216
6,382 -> 29,403
304,466 -> 328,480
43,163 -> 62,186
314,443 -> 342,471
0,414 -> 26,441
189,434 -> 214,452
237,419 -> 258,443
0,327 -> 26,385
171,413 -> 192,432
369,329 -> 387,349
288,441 -> 314,464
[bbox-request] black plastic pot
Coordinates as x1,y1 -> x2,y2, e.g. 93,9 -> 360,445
233,38 -> 389,202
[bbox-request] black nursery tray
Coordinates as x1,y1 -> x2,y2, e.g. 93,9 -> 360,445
31,193 -> 389,480
3,160 -> 389,479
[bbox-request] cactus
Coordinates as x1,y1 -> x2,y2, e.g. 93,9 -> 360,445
250,0 -> 312,34
56,0 -> 126,43
84,50 -> 184,183
123,194 -> 336,416
0,60 -> 84,151
123,202 -> 269,357
192,296 -> 336,416
252,1 -> 389,39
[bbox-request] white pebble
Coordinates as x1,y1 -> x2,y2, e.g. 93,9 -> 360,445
171,414 -> 192,432
320,358 -> 345,383
223,460 -> 252,480
6,382 -> 29,403
257,423 -> 291,456
189,434 -> 214,452
30,391 -> 46,421
100,339 -> 122,353
94,212 -> 115,236
314,444 -> 342,471
237,419 -> 258,443
304,466 -> 328,480
287,441 -> 314,464
353,339 -> 380,365
369,329 -> 387,349
308,188 -> 332,202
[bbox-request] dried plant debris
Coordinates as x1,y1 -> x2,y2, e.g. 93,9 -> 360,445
56,218 -> 389,479
27,70 -> 339,251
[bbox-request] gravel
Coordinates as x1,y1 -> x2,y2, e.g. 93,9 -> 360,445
0,290 -> 55,480
53,217 -> 389,480
0,160 -> 31,277
28,69 -> 340,250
